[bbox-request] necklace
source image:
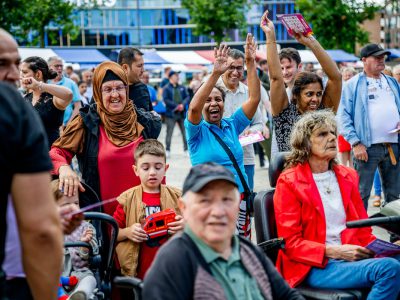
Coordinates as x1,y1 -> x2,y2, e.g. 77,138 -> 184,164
323,172 -> 333,194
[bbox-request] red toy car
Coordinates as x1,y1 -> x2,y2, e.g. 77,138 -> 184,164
143,209 -> 176,239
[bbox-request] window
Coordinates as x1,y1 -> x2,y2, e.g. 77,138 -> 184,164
155,220 -> 165,227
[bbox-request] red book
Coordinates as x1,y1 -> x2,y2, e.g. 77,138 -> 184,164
277,13 -> 313,37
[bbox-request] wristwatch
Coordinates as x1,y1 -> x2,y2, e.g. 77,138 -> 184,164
352,141 -> 361,148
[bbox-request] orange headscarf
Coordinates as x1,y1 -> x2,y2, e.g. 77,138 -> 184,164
53,61 -> 143,151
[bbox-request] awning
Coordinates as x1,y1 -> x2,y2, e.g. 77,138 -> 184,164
112,49 -> 169,65
298,50 -> 318,63
157,51 -> 212,65
18,48 -> 58,61
52,49 -> 109,69
195,50 -> 215,63
326,50 -> 358,62
387,48 -> 400,61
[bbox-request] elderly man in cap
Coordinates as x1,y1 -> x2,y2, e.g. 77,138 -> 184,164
338,44 -> 400,210
142,162 -> 303,300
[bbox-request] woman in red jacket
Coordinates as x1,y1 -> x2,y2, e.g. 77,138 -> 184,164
274,110 -> 400,299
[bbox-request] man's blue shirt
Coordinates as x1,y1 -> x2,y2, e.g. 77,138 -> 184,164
49,76 -> 80,124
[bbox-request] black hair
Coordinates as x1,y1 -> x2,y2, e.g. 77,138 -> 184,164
117,47 -> 144,66
291,72 -> 323,104
23,56 -> 57,81
78,80 -> 86,87
279,48 -> 301,66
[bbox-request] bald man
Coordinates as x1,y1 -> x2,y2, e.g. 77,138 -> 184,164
0,29 -> 63,300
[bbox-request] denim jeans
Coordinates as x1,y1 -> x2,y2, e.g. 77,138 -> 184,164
353,143 -> 400,209
244,164 -> 255,191
374,169 -> 382,196
305,258 -> 400,300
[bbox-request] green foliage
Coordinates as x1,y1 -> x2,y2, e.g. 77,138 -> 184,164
0,0 -> 95,47
296,0 -> 381,53
180,0 -> 251,44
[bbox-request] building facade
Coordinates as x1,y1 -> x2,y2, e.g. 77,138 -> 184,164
382,0 -> 400,49
44,0 -> 297,48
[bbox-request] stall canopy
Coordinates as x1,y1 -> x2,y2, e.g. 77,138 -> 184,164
52,49 -> 109,69
195,50 -> 216,63
326,50 -> 358,62
18,48 -> 58,61
157,51 -> 212,65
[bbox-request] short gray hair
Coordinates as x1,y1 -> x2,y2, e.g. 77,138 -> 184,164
228,49 -> 245,60
47,56 -> 63,65
285,110 -> 338,169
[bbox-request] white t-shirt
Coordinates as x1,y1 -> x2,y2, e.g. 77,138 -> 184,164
366,75 -> 400,144
313,170 -> 346,246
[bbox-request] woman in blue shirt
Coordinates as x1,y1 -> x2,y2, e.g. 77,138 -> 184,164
184,34 -> 260,238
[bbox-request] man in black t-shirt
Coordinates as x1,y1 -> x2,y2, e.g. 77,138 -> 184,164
118,47 -> 153,112
0,30 -> 64,300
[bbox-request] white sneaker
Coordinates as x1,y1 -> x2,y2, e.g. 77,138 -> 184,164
166,150 -> 171,158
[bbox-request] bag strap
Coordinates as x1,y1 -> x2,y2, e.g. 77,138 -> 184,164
209,128 -> 251,194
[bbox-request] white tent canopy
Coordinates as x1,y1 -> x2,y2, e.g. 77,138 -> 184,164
298,50 -> 318,63
18,48 -> 58,62
157,51 -> 211,65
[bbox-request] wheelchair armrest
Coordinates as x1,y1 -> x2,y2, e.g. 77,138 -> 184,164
113,276 -> 144,289
258,237 -> 285,252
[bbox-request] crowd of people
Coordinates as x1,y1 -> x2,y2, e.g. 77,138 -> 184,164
1,7 -> 400,300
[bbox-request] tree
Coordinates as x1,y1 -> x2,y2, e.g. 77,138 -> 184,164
180,0 -> 251,44
0,0 -> 95,47
296,0 -> 381,53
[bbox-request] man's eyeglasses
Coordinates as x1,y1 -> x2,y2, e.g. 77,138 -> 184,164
101,85 -> 126,94
228,66 -> 244,72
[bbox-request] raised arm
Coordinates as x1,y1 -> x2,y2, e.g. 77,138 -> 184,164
260,10 -> 289,116
241,33 -> 261,119
21,77 -> 73,110
293,31 -> 342,112
187,44 -> 230,124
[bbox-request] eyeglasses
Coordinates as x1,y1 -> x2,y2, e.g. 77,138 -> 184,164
228,65 -> 244,72
101,85 -> 126,94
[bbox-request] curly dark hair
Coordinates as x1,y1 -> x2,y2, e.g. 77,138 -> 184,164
23,56 -> 57,82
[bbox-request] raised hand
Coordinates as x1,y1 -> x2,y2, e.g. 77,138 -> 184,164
293,30 -> 316,47
244,33 -> 257,62
21,77 -> 40,91
212,43 -> 230,75
260,10 -> 275,37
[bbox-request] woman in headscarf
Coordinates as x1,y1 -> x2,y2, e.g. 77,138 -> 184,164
50,61 -> 156,215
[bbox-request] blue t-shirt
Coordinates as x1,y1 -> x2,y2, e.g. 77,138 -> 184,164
185,107 -> 251,193
49,76 -> 80,125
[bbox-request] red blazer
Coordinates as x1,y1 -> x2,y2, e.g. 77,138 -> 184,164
273,162 -> 376,287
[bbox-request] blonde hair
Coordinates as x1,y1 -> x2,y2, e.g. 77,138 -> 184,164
285,110 -> 338,169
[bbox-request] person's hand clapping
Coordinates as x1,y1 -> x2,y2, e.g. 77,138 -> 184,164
260,10 -> 275,37
21,77 -> 40,91
326,244 -> 374,261
59,204 -> 84,235
168,215 -> 185,235
127,223 -> 148,243
244,33 -> 257,62
212,43 -> 230,76
59,165 -> 85,197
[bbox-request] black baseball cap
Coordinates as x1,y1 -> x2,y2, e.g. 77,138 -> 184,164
168,70 -> 179,78
182,162 -> 238,195
360,44 -> 391,60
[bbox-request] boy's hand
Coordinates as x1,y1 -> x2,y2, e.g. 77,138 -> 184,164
127,223 -> 148,243
168,215 -> 185,235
